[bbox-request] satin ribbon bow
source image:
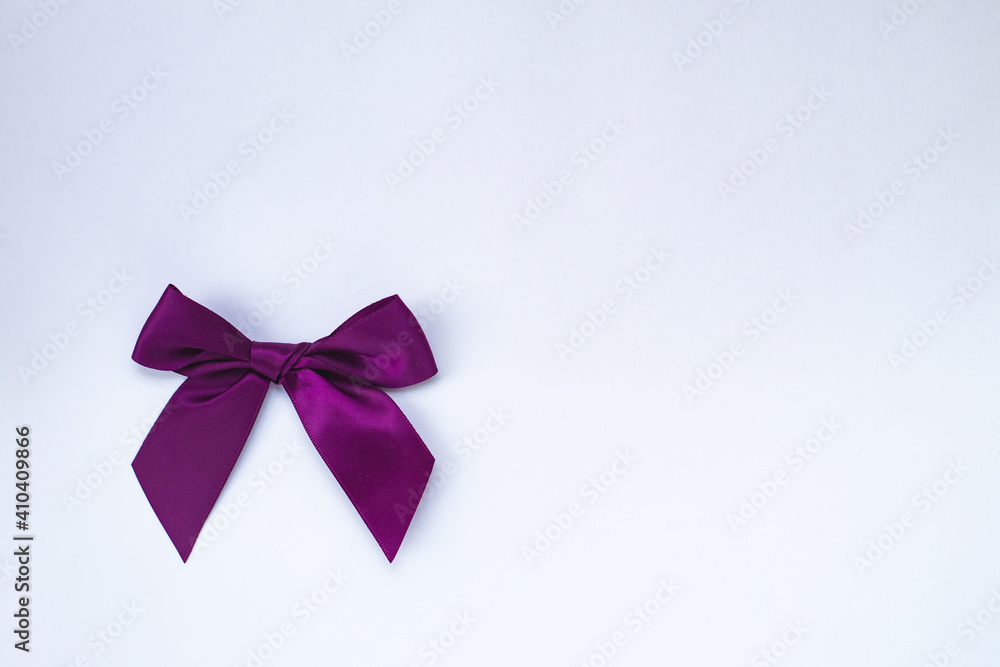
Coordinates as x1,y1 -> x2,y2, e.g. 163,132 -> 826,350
130,285 -> 436,562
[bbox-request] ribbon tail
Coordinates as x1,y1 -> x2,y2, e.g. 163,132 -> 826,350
283,369 -> 434,562
131,371 -> 270,561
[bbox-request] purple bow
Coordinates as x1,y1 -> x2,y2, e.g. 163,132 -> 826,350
130,285 -> 436,562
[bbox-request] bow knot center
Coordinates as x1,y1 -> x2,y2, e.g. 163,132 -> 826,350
250,341 -> 309,384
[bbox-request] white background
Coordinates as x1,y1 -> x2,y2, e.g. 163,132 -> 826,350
2,1 -> 1000,666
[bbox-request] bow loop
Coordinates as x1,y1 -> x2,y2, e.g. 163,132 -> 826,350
301,295 -> 437,388
131,285 -> 436,563
132,285 -> 251,372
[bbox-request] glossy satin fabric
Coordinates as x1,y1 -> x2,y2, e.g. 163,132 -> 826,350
131,285 -> 436,562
